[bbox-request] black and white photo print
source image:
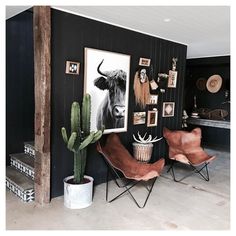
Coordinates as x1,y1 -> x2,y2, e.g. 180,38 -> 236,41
84,48 -> 130,134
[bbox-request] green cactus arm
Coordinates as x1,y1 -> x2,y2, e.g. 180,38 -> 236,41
79,132 -> 95,150
82,94 -> 91,137
91,130 -> 103,143
67,132 -> 77,152
71,102 -> 80,133
61,127 -> 68,144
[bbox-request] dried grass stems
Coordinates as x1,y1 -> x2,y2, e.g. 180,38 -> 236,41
133,71 -> 150,109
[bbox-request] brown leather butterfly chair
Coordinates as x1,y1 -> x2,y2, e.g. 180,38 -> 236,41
163,127 -> 216,182
97,133 -> 165,208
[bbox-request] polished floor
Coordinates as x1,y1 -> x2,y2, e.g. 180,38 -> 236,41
6,147 -> 230,230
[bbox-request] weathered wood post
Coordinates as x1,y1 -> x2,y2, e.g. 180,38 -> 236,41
33,6 -> 51,204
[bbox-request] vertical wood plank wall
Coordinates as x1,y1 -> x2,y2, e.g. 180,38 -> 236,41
51,9 -> 187,197
185,56 -> 230,148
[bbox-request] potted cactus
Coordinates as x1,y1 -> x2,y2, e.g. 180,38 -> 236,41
61,94 -> 103,209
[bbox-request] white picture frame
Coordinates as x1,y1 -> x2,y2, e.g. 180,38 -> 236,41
162,102 -> 175,117
147,110 -> 158,127
147,94 -> 158,105
65,61 -> 80,75
168,70 -> 178,88
133,112 -> 146,125
84,48 -> 130,134
139,57 -> 151,67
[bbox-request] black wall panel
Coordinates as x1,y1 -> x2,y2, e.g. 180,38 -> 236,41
185,56 -> 230,148
6,11 -> 34,165
51,9 -> 187,197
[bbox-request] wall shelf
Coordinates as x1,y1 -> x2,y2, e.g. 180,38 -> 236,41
186,117 -> 230,129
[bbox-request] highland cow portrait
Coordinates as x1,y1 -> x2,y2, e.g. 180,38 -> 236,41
84,48 -> 130,134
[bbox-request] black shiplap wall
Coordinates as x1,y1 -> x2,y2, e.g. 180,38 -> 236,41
185,56 -> 230,147
6,11 -> 34,165
51,9 -> 187,197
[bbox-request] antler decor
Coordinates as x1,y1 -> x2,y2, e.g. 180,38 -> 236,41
133,132 -> 163,144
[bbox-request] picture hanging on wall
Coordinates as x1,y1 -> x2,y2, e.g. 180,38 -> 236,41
65,61 -> 80,75
84,48 -> 130,134
147,94 -> 158,105
139,57 -> 151,67
168,70 -> 178,88
168,57 -> 178,88
162,102 -> 175,117
133,112 -> 146,125
147,109 -> 158,127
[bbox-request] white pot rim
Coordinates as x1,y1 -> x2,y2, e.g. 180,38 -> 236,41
63,175 -> 94,185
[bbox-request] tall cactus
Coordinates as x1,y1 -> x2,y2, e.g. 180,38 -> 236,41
61,94 -> 104,183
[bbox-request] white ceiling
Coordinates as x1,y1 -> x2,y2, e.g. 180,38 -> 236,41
6,5 -> 230,59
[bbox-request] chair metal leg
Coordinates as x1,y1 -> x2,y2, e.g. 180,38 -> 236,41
168,161 -> 210,182
190,163 -> 210,181
105,163 -> 158,208
106,166 -> 109,201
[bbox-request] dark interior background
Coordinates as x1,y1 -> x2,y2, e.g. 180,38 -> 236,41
51,9 -> 187,197
6,11 -> 34,165
7,9 -> 230,199
6,8 -> 188,198
184,56 -> 230,148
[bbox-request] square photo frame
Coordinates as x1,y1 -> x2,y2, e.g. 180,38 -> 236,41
162,102 -> 175,117
147,110 -> 158,127
133,112 -> 146,125
65,61 -> 80,75
147,94 -> 158,105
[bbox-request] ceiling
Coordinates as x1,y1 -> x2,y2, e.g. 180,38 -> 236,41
6,5 -> 230,59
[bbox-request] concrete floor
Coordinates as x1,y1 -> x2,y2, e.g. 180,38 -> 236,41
6,147 -> 230,230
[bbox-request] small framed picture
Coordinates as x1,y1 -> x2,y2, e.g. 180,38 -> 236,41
168,70 -> 178,88
133,112 -> 146,125
147,110 -> 158,127
65,61 -> 80,75
147,95 -> 158,105
139,57 -> 151,67
162,102 -> 175,117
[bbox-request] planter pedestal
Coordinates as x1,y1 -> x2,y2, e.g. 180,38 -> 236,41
64,175 -> 94,209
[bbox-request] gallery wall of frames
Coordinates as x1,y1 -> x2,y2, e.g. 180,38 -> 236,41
51,9 -> 187,197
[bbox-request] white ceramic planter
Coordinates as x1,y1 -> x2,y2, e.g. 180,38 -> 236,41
64,175 -> 94,209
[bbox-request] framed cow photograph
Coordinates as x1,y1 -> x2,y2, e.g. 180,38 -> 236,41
84,48 -> 130,134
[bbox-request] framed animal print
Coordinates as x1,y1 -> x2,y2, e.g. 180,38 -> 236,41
162,102 -> 175,117
84,48 -> 130,134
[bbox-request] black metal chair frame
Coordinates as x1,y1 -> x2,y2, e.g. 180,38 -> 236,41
167,159 -> 210,182
103,157 -> 157,208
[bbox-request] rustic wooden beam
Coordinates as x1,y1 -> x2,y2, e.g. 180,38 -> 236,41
33,6 -> 51,205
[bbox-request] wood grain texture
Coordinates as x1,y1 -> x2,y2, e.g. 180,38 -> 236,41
33,6 -> 51,204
